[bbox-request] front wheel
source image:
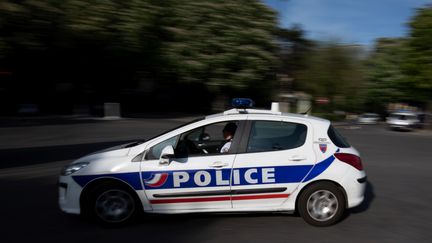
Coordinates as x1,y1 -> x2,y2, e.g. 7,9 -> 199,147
298,182 -> 346,226
85,183 -> 139,225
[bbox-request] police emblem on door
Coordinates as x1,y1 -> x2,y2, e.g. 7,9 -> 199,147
319,144 -> 327,153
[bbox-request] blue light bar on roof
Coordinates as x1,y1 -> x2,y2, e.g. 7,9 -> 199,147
231,98 -> 254,109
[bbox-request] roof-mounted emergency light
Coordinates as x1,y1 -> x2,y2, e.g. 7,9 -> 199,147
231,98 -> 254,109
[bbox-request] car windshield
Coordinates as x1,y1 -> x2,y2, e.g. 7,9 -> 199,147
145,117 -> 205,141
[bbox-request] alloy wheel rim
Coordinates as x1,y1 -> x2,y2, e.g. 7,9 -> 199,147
306,190 -> 339,222
95,189 -> 135,222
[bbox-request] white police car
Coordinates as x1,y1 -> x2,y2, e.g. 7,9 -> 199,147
59,98 -> 366,226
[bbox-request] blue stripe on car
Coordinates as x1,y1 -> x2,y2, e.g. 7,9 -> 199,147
72,153 -> 336,190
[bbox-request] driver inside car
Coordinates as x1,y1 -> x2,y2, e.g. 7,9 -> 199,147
220,122 -> 237,153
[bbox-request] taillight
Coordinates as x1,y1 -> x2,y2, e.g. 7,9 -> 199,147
334,153 -> 363,170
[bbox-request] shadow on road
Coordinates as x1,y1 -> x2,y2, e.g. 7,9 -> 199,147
0,140 -> 135,169
0,117 -> 106,128
0,114 -> 200,128
0,174 -> 376,242
1,175 -> 288,243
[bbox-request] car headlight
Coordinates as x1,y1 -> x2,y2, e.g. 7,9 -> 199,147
61,162 -> 89,176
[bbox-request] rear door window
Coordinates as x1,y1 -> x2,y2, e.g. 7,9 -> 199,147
246,121 -> 307,153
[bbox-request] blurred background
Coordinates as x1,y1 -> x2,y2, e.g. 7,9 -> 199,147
1,1 -> 432,242
0,0 -> 430,123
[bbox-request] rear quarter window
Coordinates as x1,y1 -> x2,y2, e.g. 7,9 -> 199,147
327,125 -> 350,148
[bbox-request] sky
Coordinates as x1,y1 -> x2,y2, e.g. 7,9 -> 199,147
263,0 -> 431,46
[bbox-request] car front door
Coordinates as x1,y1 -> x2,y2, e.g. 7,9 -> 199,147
231,117 -> 316,209
141,119 -> 245,211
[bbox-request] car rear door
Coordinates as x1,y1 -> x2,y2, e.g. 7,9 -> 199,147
231,116 -> 316,209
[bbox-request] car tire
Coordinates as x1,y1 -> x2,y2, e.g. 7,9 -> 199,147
85,182 -> 140,225
298,182 -> 346,227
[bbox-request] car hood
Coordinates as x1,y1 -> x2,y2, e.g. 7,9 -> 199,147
93,141 -> 144,154
73,141 -> 144,164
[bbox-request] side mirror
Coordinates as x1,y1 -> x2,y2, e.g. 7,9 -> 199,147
159,145 -> 175,165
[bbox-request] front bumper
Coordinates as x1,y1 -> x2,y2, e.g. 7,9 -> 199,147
388,123 -> 414,130
58,175 -> 82,215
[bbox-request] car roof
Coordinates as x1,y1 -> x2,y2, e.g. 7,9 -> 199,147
205,108 -> 330,124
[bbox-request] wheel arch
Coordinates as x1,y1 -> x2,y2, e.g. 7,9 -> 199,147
294,179 -> 348,213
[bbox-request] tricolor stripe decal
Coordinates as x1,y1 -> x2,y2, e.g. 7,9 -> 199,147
149,193 -> 290,204
145,173 -> 169,187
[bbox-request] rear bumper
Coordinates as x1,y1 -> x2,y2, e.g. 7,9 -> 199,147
388,123 -> 415,130
340,169 -> 367,208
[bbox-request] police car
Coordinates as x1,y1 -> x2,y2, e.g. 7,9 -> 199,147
59,98 -> 366,226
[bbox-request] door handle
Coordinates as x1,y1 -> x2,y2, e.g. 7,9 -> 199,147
289,156 -> 307,162
210,161 -> 229,168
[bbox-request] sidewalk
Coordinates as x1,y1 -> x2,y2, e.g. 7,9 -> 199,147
0,113 -> 203,128
0,116 -> 198,150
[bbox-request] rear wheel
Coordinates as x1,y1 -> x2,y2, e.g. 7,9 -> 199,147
298,182 -> 345,226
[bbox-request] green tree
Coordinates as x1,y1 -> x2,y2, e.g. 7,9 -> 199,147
295,42 -> 366,111
276,25 -> 313,93
157,0 -> 279,98
0,0 -> 282,113
363,38 -> 409,112
363,6 -> 432,113
405,6 -> 432,103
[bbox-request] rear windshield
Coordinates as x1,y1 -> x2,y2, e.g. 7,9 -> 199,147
327,125 -> 350,148
389,114 -> 416,120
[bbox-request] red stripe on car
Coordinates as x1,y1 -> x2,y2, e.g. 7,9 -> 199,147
150,193 -> 290,204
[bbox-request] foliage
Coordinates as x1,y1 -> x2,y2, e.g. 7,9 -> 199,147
363,38 -> 409,112
159,0 -> 279,90
1,1 -> 430,115
404,6 -> 432,103
0,0 -> 279,113
364,6 -> 432,112
276,25 -> 313,85
295,42 -> 366,112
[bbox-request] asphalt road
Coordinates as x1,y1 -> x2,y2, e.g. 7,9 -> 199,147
1,118 -> 431,243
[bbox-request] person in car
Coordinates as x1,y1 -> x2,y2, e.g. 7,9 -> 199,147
220,122 -> 237,153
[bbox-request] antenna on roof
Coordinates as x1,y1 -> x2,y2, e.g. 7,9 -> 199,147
271,102 -> 280,112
